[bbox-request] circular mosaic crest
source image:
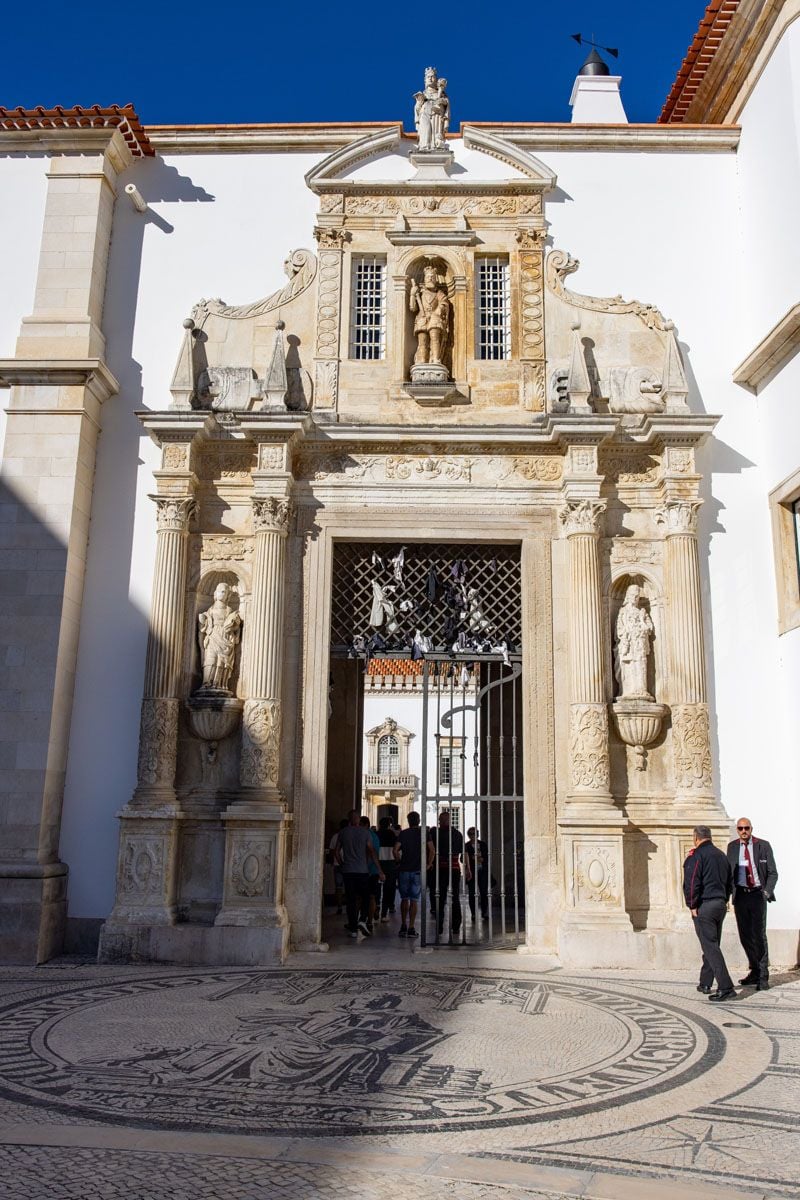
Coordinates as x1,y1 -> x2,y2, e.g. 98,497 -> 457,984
0,970 -> 720,1136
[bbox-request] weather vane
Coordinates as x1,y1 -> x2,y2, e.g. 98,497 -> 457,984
571,33 -> 619,60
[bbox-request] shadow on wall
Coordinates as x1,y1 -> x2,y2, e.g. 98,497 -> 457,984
55,159 -> 214,950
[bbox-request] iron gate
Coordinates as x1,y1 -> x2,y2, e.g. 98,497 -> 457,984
420,653 -> 525,947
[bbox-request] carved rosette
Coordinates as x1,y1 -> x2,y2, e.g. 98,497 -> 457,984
136,698 -> 179,788
574,842 -> 621,906
672,704 -> 713,792
569,704 -> 611,793
152,495 -> 196,533
230,836 -> 275,899
240,698 -> 281,789
559,499 -> 606,537
258,442 -> 288,472
656,499 -> 702,537
161,443 -> 190,471
252,496 -> 293,535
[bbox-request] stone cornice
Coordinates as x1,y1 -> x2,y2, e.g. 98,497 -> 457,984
733,301 -> 800,392
146,122 -> 402,155
0,357 -> 119,401
0,105 -> 151,168
466,123 -> 740,152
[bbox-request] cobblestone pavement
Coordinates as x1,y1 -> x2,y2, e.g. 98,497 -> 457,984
0,949 -> 798,1199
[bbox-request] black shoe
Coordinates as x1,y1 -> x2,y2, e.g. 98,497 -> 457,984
709,988 -> 736,1002
407,927 -> 418,938
398,926 -> 408,938
696,984 -> 712,994
756,980 -> 770,991
739,974 -> 758,986
357,920 -> 371,937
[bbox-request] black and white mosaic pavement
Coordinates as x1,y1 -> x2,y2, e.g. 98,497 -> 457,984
0,968 -> 717,1138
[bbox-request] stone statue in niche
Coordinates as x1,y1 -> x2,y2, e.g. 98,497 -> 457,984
413,67 -> 449,151
197,583 -> 242,693
614,584 -> 655,700
410,264 -> 451,370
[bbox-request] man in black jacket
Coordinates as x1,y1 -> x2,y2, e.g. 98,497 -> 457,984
683,825 -> 735,1002
727,818 -> 778,991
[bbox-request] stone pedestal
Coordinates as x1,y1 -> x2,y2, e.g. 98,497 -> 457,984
215,803 -> 292,960
558,816 -> 643,967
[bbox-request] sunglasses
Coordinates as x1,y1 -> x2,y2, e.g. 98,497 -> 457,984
737,825 -> 751,831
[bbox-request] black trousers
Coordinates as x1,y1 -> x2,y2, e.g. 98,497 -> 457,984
343,873 -> 370,932
693,898 -> 734,992
380,864 -> 398,916
434,869 -> 463,937
467,868 -> 488,919
734,890 -> 769,980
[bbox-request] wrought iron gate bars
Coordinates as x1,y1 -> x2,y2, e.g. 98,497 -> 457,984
420,652 -> 524,948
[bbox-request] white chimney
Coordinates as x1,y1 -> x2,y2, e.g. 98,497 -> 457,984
570,50 -> 628,124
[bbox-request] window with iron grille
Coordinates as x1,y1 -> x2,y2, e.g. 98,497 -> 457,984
438,741 -> 463,788
476,257 -> 511,360
350,256 -> 386,359
377,735 -> 399,776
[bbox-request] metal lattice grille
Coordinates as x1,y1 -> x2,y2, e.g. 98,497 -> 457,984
330,542 -> 522,655
477,256 -> 510,360
349,256 -> 386,360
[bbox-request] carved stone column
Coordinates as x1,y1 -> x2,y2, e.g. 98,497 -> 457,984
515,228 -> 546,411
657,499 -> 715,807
559,499 -> 613,808
215,495 -> 293,945
105,486 -> 195,931
312,227 -> 347,410
558,491 -> 635,962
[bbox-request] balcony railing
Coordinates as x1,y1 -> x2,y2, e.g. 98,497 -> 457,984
363,773 -> 418,790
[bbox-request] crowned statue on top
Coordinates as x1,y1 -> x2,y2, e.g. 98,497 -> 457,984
413,67 -> 450,152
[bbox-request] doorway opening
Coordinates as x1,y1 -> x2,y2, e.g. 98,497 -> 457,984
323,541 -> 524,948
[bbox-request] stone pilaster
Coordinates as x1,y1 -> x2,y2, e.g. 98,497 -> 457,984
215,494 -> 293,944
559,499 -> 613,807
515,228 -> 546,411
657,499 -> 716,807
312,227 -> 347,410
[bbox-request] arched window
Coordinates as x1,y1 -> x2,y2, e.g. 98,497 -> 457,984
377,734 -> 399,776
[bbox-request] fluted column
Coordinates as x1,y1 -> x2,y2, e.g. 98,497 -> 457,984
134,495 -> 195,805
657,499 -> 714,803
239,496 -> 292,799
559,499 -> 613,807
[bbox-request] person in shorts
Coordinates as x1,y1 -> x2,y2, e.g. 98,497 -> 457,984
394,811 -> 423,938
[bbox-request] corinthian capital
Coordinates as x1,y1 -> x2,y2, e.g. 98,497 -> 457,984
151,495 -> 196,532
655,499 -> 702,536
558,498 -> 606,537
252,496 -> 293,534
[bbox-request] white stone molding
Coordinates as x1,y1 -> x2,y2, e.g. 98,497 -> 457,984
191,250 -> 318,326
733,300 -> 800,393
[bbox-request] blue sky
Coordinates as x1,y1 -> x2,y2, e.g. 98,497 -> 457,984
3,0 -> 706,125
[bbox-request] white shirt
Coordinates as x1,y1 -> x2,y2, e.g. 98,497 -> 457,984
738,839 -> 760,887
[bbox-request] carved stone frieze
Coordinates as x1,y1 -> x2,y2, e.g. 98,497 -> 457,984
607,539 -> 661,566
230,836 -> 275,899
672,704 -> 713,791
567,446 -> 597,475
197,535 -> 253,563
601,451 -> 661,484
252,496 -> 293,534
575,842 -> 620,905
664,447 -> 695,474
569,703 -> 611,792
136,698 -> 179,787
518,245 -> 545,364
198,446 -> 256,480
385,455 -> 473,482
314,360 -> 338,408
152,496 -> 195,533
488,455 -> 562,483
240,698 -> 281,788
546,249 -> 670,331
656,499 -> 702,536
518,195 -> 543,215
343,194 -> 522,217
559,499 -> 606,537
119,835 -> 166,898
319,194 -> 344,215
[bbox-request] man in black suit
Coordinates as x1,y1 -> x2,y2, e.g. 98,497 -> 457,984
683,825 -> 735,1002
727,818 -> 778,991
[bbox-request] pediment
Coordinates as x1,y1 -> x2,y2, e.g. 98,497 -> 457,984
305,125 -> 556,193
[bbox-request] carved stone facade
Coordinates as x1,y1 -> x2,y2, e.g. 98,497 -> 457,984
98,120 -> 728,971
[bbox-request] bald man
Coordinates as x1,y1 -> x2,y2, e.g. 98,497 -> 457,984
727,818 -> 778,991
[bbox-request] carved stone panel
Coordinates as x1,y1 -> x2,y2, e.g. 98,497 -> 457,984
230,835 -> 276,901
569,703 -> 611,793
119,834 -> 166,900
574,840 -> 622,907
137,698 -> 179,789
240,699 -> 282,788
672,703 -> 713,791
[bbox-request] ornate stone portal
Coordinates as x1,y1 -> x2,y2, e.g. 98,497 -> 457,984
100,101 -> 727,968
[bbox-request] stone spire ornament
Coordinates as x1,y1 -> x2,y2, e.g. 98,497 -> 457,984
262,320 -> 289,409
